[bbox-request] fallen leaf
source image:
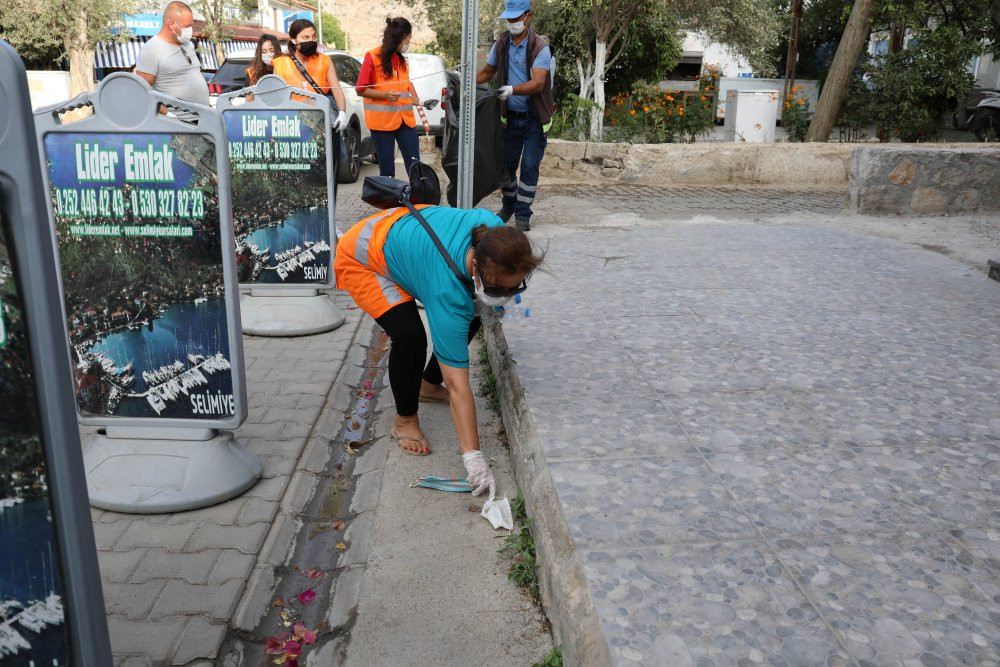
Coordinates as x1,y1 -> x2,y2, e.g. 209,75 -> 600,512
351,420 -> 361,429
344,438 -> 373,455
297,589 -> 316,605
279,609 -> 292,627
332,520 -> 347,531
273,657 -> 286,665
303,568 -> 324,579
272,597 -> 285,607
335,542 -> 347,550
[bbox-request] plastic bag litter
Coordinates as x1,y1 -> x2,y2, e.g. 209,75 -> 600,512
411,476 -> 473,492
480,497 -> 514,530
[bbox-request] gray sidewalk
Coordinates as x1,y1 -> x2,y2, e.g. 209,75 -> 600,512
488,185 -> 1000,665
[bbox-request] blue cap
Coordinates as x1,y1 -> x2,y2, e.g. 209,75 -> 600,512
500,0 -> 531,19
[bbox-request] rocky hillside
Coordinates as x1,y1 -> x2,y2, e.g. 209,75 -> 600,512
323,0 -> 435,57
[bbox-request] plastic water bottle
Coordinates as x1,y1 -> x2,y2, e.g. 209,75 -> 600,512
503,294 -> 531,320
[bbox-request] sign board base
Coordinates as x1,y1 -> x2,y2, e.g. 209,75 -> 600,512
240,291 -> 345,336
85,429 -> 261,513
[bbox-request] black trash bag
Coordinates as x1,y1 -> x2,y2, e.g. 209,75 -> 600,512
442,72 -> 505,208
408,160 -> 441,205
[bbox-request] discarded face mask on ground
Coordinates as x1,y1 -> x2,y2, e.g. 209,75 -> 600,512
411,476 -> 514,530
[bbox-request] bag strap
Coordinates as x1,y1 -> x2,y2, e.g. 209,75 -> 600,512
398,193 -> 475,299
290,55 -> 338,109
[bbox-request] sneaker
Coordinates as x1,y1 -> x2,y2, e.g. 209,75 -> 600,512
496,207 -> 514,223
514,217 -> 531,231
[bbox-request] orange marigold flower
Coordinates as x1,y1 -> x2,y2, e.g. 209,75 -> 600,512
797,100 -> 805,106
630,109 -> 636,116
700,95 -> 706,101
666,96 -> 674,102
784,102 -> 791,109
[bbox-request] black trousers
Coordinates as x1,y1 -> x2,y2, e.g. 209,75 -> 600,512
375,300 -> 481,416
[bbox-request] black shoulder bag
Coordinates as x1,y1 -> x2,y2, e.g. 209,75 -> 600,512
360,163 -> 475,299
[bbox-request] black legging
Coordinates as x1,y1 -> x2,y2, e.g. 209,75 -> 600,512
375,300 -> 481,416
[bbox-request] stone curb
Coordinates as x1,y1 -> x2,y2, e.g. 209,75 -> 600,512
482,316 -> 612,667
228,308 -> 373,635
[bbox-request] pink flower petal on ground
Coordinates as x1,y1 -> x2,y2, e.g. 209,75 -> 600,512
302,568 -> 324,579
283,658 -> 299,667
362,380 -> 372,389
283,640 -> 302,656
265,633 -> 289,655
302,628 -> 317,645
292,622 -> 306,640
297,588 -> 316,605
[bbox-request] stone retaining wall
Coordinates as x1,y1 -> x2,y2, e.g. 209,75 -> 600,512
849,147 -> 1000,215
540,139 -> 999,215
540,139 -> 855,186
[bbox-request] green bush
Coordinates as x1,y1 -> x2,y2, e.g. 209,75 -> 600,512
604,65 -> 719,143
781,85 -> 812,142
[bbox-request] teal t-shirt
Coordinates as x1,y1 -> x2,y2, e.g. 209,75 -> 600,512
383,206 -> 504,368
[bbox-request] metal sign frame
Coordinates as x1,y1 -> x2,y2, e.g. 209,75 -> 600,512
217,75 -> 337,292
32,72 -> 248,431
0,40 -> 113,664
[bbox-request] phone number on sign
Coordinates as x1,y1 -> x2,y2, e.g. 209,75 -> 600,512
54,187 -> 205,219
228,140 -> 319,161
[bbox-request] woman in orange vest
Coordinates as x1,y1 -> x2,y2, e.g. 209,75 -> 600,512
245,34 -> 281,85
272,18 -> 348,133
335,202 -> 542,496
356,17 -> 438,177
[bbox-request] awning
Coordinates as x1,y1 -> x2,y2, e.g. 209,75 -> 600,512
94,37 -> 149,69
94,36 -> 256,71
195,39 -> 257,70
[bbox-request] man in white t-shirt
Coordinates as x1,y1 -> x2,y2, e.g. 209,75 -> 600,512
134,1 -> 210,108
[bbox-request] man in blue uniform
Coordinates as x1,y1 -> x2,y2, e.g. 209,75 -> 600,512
476,0 -> 554,232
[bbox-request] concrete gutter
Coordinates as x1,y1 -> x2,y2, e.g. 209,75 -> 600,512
482,314 -> 613,667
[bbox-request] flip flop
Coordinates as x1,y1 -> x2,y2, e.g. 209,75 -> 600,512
418,393 -> 450,405
391,429 -> 431,456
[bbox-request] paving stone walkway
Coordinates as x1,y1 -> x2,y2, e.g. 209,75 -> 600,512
87,291 -> 367,666
500,207 -> 1000,664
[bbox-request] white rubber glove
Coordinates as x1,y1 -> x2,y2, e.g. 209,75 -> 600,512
463,450 -> 496,499
498,85 -> 514,101
421,98 -> 439,110
332,110 -> 347,132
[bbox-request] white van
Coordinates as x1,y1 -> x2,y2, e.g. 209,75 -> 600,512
405,53 -> 448,136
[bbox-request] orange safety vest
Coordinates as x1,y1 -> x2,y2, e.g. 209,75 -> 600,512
363,48 -> 416,131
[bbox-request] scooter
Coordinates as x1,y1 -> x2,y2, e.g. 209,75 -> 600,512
957,89 -> 1000,141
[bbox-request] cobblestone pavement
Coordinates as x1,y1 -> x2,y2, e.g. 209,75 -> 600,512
497,193 -> 1000,664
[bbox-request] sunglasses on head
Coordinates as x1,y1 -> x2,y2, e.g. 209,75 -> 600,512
474,249 -> 530,297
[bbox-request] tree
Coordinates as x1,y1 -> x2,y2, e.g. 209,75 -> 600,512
192,0 -> 256,66
574,0 -> 780,139
0,0 -> 137,95
320,11 -> 349,50
804,0 -> 872,141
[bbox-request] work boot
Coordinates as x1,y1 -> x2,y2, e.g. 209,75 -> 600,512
496,207 -> 514,223
514,217 -> 531,231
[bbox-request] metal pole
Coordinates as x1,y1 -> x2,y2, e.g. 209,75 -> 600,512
457,0 -> 479,208
317,0 -> 324,45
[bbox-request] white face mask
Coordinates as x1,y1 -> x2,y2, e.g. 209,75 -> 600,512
474,273 -> 513,307
262,53 -> 274,65
173,23 -> 194,44
400,42 -> 410,53
508,21 -> 526,36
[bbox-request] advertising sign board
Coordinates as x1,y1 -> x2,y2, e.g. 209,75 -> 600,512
36,76 -> 247,429
217,75 -> 345,335
34,74 -> 259,512
0,40 -> 112,664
